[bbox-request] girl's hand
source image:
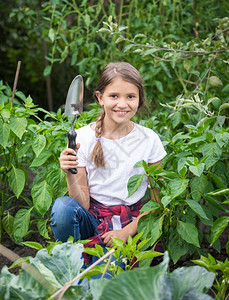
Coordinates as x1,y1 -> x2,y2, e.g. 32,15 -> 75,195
102,229 -> 129,247
59,143 -> 80,174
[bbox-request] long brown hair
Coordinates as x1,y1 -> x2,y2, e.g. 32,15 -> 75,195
90,62 -> 145,168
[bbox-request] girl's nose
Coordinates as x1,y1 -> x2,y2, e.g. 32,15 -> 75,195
117,98 -> 127,108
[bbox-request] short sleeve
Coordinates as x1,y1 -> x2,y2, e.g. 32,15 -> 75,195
148,132 -> 167,163
75,130 -> 87,167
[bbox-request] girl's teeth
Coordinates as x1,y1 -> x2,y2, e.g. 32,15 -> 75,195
116,111 -> 127,114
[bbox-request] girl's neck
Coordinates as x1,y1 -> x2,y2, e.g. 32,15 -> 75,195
101,120 -> 134,140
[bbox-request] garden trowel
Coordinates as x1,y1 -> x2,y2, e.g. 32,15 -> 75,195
64,75 -> 84,174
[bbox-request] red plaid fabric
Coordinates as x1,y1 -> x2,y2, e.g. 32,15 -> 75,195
83,198 -> 143,265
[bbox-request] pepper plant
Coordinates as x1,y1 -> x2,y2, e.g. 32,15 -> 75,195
128,95 -> 229,263
192,250 -> 229,300
0,81 -> 100,243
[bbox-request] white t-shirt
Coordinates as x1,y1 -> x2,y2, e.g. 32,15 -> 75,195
76,122 -> 166,208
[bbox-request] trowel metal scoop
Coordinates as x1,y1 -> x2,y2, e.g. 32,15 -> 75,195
64,75 -> 84,174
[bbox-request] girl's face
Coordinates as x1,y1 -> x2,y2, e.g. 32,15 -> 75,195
96,77 -> 139,127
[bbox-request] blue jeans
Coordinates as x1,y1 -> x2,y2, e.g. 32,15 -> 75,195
51,196 -> 100,242
51,196 -> 124,278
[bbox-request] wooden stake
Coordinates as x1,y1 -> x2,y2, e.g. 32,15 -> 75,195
11,61 -> 21,105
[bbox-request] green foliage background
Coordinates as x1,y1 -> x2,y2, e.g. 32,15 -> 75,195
0,0 -> 228,111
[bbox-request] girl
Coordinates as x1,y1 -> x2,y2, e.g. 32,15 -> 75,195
51,62 -> 166,266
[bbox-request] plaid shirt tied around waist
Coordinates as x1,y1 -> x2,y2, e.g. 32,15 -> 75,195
83,198 -> 143,265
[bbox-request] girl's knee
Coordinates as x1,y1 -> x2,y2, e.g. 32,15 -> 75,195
51,196 -> 80,226
52,196 -> 80,213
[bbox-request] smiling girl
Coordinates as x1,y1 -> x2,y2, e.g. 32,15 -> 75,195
51,62 -> 166,266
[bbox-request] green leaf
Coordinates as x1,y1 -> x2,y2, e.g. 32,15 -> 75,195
155,80 -> 164,93
140,201 -> 161,213
208,188 -> 229,196
208,173 -> 226,189
189,163 -> 205,177
43,65 -> 52,77
34,242 -> 84,286
191,175 -> 208,202
10,117 -> 27,139
30,150 -> 52,167
38,219 -> 50,239
215,131 -> 229,147
112,238 -> 124,248
171,111 -> 181,128
84,14 -> 90,27
32,134 -> 46,157
161,195 -> 172,208
16,140 -> 33,158
183,60 -> 192,72
83,247 -> 100,257
48,28 -> 55,42
127,174 -> 144,197
169,266 -> 215,299
217,116 -> 226,128
99,252 -> 169,300
219,102 -> 229,114
138,214 -> 153,241
211,217 -> 229,245
1,108 -> 10,119
177,221 -> 200,247
204,194 -> 227,212
150,215 -> 164,245
13,207 -> 34,238
90,279 -> 109,300
115,37 -> 124,44
9,257 -> 30,269
197,143 -> 222,169
137,238 -> 151,250
15,91 -> 26,101
185,200 -> 209,220
134,160 -> 148,169
136,250 -> 163,261
22,241 -> 43,251
169,178 -> 189,199
2,213 -> 14,237
60,46 -> 68,63
0,121 -> 10,148
208,76 -> 223,87
31,180 -> 53,216
7,166 -> 26,198
169,230 -> 194,263
46,168 -> 67,199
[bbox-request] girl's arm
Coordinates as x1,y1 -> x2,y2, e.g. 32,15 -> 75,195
59,145 -> 90,210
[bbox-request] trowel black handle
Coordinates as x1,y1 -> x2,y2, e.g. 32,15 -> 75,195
67,129 -> 77,174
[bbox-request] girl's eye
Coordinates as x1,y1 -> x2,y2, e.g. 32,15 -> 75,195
128,95 -> 135,99
110,94 -> 117,98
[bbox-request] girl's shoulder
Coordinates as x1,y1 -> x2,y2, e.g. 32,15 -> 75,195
76,123 -> 95,144
134,123 -> 159,138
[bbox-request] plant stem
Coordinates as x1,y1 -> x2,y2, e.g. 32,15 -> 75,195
194,54 -> 218,91
118,0 -> 124,26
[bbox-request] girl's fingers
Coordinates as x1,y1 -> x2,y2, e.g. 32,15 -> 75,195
60,155 -> 78,161
61,148 -> 76,156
